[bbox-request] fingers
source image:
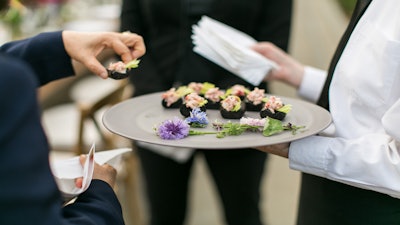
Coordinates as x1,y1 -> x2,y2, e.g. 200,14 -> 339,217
92,32 -> 145,78
252,42 -> 276,57
112,32 -> 146,62
92,162 -> 117,188
75,155 -> 86,188
253,42 -> 305,87
75,177 -> 83,188
62,30 -> 145,79
101,163 -> 117,177
76,154 -> 117,188
83,56 -> 109,79
121,32 -> 146,59
79,154 -> 86,165
111,40 -> 134,63
253,42 -> 286,64
254,143 -> 290,158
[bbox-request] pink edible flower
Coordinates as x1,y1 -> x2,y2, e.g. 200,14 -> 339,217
239,117 -> 266,127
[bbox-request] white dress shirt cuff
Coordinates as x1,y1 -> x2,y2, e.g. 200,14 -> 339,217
297,66 -> 327,103
288,136 -> 330,177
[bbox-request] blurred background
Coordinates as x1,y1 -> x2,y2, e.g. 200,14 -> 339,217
1,0 -> 355,224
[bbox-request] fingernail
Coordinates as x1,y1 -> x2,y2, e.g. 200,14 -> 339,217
100,72 -> 108,79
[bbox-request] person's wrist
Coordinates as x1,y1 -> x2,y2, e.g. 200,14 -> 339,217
288,63 -> 305,88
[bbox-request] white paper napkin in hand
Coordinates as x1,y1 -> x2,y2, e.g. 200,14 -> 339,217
192,16 -> 278,86
50,144 -> 131,200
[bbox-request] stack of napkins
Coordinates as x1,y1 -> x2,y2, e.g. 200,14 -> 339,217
50,144 -> 131,200
192,16 -> 278,86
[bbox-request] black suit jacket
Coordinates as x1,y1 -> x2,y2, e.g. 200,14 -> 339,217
121,0 -> 293,96
0,32 -> 124,225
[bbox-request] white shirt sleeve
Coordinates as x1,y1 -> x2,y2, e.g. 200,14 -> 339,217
297,66 -> 327,103
290,70 -> 400,199
289,131 -> 400,199
381,99 -> 400,142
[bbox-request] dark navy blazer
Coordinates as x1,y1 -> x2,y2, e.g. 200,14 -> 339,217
0,32 -> 125,225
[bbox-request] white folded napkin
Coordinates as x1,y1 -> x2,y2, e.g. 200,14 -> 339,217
192,16 -> 278,86
50,144 -> 131,199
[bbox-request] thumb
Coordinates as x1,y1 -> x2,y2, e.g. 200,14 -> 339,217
75,155 -> 86,188
79,154 -> 86,166
82,57 -> 108,79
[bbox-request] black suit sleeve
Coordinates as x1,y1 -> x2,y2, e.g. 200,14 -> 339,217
0,32 -> 125,225
0,31 -> 74,86
63,180 -> 125,225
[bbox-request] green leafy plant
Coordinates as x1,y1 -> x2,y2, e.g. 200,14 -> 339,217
155,112 -> 306,140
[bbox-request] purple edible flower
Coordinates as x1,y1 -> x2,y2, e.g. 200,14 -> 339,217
184,108 -> 209,127
157,117 -> 190,140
